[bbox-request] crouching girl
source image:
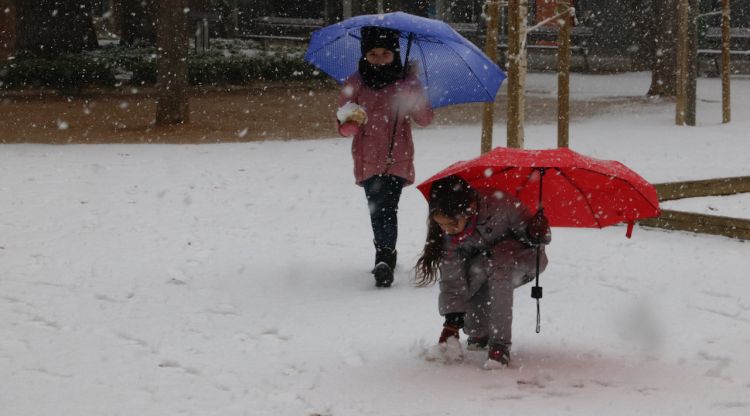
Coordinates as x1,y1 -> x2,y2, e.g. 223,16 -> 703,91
415,175 -> 551,369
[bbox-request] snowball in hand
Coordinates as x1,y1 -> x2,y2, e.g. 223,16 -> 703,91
337,102 -> 368,125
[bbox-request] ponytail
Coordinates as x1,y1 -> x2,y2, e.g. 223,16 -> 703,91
414,175 -> 479,287
414,219 -> 445,286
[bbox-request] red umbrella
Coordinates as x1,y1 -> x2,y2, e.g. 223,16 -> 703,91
417,147 -> 661,236
417,147 -> 661,332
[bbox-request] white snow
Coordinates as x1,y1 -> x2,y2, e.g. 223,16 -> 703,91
1,72 -> 749,415
663,193 -> 750,218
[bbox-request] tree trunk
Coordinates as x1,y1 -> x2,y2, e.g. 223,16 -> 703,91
629,0 -> 653,70
647,0 -> 678,97
685,0 -> 698,126
384,0 -> 402,13
0,0 -> 16,61
155,0 -> 189,125
106,0 -> 121,36
13,0 -> 98,56
557,0 -> 571,149
506,0 -> 527,149
481,0 -> 499,154
120,0 -> 156,46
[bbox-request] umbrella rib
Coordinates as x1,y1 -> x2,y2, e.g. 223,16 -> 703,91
572,167 -> 662,217
416,40 -> 430,87
555,168 -> 605,228
305,32 -> 351,61
441,41 -> 496,102
410,33 -> 444,44
515,167 -> 537,205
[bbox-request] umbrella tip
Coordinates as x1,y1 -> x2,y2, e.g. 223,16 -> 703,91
626,221 -> 634,239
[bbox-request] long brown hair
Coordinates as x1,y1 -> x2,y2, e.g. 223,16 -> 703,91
414,175 -> 479,286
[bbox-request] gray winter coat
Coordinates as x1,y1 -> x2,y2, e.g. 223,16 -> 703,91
438,192 -> 549,316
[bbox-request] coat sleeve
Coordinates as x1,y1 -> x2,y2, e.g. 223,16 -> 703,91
490,197 -> 549,277
338,121 -> 361,137
336,78 -> 362,137
403,75 -> 433,127
506,197 -> 536,245
437,248 -> 470,316
501,194 -> 551,246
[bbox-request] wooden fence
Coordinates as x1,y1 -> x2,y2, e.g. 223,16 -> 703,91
639,176 -> 750,240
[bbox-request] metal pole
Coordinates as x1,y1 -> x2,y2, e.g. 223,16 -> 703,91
506,0 -> 525,149
557,0 -> 570,148
481,1 -> 500,154
676,0 -> 688,125
721,0 -> 731,123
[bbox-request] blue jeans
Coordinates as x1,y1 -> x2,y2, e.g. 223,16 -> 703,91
363,174 -> 405,250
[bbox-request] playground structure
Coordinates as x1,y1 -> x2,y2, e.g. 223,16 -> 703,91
480,0 -> 748,241
676,0 -> 733,126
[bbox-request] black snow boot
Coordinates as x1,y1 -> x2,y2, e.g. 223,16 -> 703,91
372,262 -> 394,288
373,243 -> 397,271
372,243 -> 397,288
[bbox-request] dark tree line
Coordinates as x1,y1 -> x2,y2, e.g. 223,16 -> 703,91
13,0 -> 99,56
6,0 -> 743,99
8,0 -> 230,54
639,0 -> 680,97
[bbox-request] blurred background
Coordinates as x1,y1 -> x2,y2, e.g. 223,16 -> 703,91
1,0 -> 749,143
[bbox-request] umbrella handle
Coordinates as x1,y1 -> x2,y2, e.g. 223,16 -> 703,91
403,33 -> 414,71
532,245 -> 543,333
386,33 -> 415,166
531,167 -> 545,334
626,221 -> 635,238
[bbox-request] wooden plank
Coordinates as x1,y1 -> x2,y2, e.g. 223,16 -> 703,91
640,210 -> 750,240
698,49 -> 750,56
654,176 -> 750,201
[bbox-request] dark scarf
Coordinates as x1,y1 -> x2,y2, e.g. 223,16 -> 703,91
358,55 -> 405,90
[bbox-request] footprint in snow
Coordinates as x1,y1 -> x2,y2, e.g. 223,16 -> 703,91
158,359 -> 202,376
713,401 -> 749,409
344,352 -> 365,367
260,328 -> 289,341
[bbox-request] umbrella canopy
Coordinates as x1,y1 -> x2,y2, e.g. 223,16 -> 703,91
417,147 -> 661,234
304,12 -> 506,109
418,147 -> 661,333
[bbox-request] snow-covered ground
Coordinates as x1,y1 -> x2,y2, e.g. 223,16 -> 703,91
662,193 -> 750,218
1,72 -> 749,415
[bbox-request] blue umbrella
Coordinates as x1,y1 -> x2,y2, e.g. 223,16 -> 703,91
304,12 -> 506,109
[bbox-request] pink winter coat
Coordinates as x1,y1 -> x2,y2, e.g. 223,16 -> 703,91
337,73 -> 433,186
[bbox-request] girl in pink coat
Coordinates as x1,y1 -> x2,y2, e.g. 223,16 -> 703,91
337,26 -> 434,288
